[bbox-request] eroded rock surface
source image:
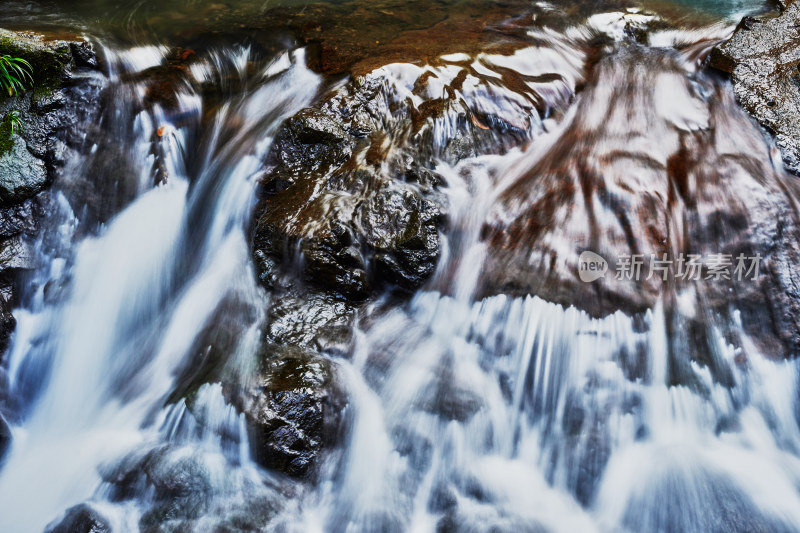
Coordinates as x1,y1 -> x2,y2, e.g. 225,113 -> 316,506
710,3 -> 800,172
0,135 -> 47,203
482,44 -> 800,361
252,26 -> 584,300
0,29 -> 104,205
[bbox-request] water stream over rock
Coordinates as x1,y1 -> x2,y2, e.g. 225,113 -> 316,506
1,1 -> 799,532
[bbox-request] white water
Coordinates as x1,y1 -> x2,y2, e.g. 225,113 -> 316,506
270,146 -> 800,533
2,8 -> 800,533
0,45 -> 319,532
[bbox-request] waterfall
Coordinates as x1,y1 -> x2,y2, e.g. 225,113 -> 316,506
1,2 -> 800,533
0,44 -> 319,532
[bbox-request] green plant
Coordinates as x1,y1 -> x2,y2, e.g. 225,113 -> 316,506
7,110 -> 21,134
0,55 -> 32,96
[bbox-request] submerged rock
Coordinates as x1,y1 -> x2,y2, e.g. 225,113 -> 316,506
44,504 -> 111,533
710,3 -> 800,172
0,412 -> 10,462
101,443 -> 284,532
482,44 -> 800,360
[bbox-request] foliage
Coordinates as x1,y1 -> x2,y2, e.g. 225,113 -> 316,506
6,110 -> 21,135
0,55 -> 33,96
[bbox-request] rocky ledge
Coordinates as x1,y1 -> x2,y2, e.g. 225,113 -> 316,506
0,29 -> 105,352
710,1 -> 800,172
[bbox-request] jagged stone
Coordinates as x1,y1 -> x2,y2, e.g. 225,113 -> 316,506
0,135 -> 47,204
710,3 -> 800,172
238,344 -> 345,478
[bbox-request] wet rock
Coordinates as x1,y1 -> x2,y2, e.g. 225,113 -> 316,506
0,196 -> 40,238
104,446 -> 209,507
0,134 -> 47,203
0,285 -> 16,355
0,28 -> 104,349
0,412 -> 10,462
0,28 -> 104,206
167,297 -> 262,406
238,344 -> 345,478
710,3 -> 800,172
44,504 -> 111,533
252,34 -> 578,300
359,188 -> 443,290
102,444 -> 284,532
264,290 -> 357,349
481,46 -> 800,360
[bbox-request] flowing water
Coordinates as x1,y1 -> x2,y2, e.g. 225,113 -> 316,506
1,1 -> 799,532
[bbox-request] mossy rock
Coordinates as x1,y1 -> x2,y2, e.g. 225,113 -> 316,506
0,28 -> 77,101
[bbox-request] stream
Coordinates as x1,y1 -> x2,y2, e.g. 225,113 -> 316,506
1,1 -> 799,532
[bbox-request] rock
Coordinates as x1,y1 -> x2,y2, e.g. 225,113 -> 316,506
0,28 -> 104,206
710,3 -> 800,173
0,29 -> 75,93
101,444 -> 283,532
263,290 -> 357,350
0,197 -> 41,238
0,412 -> 10,462
358,188 -> 443,290
252,31 -> 581,300
238,344 -> 345,478
0,133 -> 47,204
0,278 -> 16,351
44,504 -> 111,533
0,28 -> 104,350
482,45 -> 800,360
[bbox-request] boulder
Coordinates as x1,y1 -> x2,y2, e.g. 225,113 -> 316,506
252,27 -> 582,300
0,133 -> 47,203
710,3 -> 800,172
0,28 -> 105,207
238,344 -> 345,478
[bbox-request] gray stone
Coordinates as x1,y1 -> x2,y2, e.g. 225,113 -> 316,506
710,3 -> 800,172
0,135 -> 47,204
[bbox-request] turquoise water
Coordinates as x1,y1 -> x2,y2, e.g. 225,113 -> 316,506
666,0 -> 770,18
